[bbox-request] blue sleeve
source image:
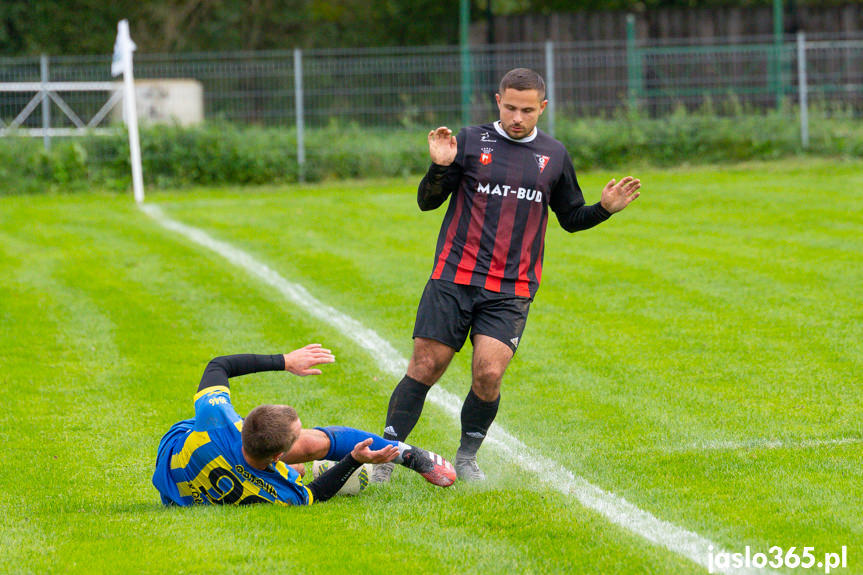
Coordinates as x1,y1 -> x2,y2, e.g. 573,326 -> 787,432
191,354 -> 283,431
316,426 -> 397,460
193,387 -> 241,431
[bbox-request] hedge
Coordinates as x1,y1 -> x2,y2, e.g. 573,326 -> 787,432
2,107 -> 861,195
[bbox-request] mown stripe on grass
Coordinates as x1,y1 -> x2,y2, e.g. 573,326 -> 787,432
141,202 -> 774,575
0,225 -> 130,571
681,436 -> 863,452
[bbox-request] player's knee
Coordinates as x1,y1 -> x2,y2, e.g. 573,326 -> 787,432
471,380 -> 500,402
474,358 -> 507,387
472,370 -> 503,400
291,429 -> 330,461
408,354 -> 446,384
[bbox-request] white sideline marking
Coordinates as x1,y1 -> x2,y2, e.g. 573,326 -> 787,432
685,437 -> 862,452
140,203 -> 772,574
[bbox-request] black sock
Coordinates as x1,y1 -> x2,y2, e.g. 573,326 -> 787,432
458,388 -> 500,457
383,375 -> 431,441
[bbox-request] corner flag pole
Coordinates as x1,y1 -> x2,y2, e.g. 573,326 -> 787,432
112,20 -> 144,203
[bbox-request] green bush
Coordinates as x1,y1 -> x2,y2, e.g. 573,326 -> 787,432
1,108 -> 861,195
555,104 -> 863,170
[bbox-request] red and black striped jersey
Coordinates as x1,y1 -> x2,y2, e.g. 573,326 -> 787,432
418,121 -> 611,298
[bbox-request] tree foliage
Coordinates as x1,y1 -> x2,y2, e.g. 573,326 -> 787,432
0,0 -> 461,56
2,0 -> 861,56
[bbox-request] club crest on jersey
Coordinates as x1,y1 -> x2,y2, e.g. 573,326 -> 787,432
535,154 -> 550,173
480,147 -> 494,165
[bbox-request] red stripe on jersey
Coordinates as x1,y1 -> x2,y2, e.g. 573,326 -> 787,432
453,193 -> 488,284
531,246 -> 544,292
484,198 -> 518,293
432,191 -> 466,279
516,203 -> 545,297
532,210 -> 549,289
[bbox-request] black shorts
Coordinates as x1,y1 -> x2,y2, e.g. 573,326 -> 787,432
412,279 -> 532,353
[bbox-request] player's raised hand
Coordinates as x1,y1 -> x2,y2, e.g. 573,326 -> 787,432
428,126 -> 458,166
283,343 -> 335,376
600,176 -> 641,214
350,438 -> 399,464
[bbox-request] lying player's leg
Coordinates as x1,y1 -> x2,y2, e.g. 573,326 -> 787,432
281,428 -> 331,463
280,426 -> 456,487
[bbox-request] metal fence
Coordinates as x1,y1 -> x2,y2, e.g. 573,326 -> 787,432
2,32 -> 863,140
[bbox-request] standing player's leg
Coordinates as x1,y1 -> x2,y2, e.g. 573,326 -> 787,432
371,337 -> 455,483
373,279 -> 470,484
385,337 -> 455,441
456,335 -> 513,481
456,290 -> 529,481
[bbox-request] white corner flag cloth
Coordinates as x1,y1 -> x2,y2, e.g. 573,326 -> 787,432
111,20 -> 137,77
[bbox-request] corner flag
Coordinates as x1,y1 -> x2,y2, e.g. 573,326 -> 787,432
111,20 -> 136,77
111,19 -> 144,203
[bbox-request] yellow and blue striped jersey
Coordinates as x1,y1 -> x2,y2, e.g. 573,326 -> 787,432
152,386 -> 312,506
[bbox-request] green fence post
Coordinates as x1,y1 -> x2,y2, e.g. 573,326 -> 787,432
773,0 -> 784,109
460,0 -> 472,127
626,14 -> 642,110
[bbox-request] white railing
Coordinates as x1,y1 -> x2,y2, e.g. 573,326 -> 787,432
0,56 -> 122,148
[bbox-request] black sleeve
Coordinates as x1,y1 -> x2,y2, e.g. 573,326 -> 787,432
549,153 -> 611,233
197,354 -> 285,392
306,454 -> 363,503
417,130 -> 465,211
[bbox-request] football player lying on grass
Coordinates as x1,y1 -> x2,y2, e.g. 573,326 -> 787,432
152,344 -> 455,506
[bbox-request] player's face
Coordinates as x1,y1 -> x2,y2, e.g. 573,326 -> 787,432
496,88 -> 547,139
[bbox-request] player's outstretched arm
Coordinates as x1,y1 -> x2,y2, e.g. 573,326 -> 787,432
283,343 -> 335,376
428,126 -> 458,166
600,176 -> 641,214
307,439 -> 398,503
198,354 -> 286,392
196,345 -> 334,392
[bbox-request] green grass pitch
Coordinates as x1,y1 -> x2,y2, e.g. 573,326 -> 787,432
0,158 -> 860,574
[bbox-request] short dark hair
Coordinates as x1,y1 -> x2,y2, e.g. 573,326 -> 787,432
242,404 -> 300,459
499,68 -> 546,101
